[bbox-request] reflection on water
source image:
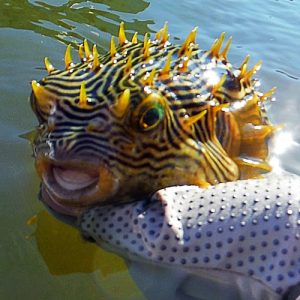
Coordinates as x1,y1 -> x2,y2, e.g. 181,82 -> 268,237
31,210 -> 125,275
1,0 -> 300,299
0,0 -> 152,49
27,210 -> 145,299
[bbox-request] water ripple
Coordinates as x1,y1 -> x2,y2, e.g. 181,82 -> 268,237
275,69 -> 299,80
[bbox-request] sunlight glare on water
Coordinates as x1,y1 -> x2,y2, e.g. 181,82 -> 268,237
272,130 -> 297,156
270,130 -> 299,172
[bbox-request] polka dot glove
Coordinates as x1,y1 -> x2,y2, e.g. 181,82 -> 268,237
80,172 -> 300,299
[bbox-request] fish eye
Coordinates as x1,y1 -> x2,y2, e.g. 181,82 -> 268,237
132,93 -> 166,132
139,105 -> 164,131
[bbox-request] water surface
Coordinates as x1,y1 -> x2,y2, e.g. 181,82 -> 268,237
1,1 -> 299,299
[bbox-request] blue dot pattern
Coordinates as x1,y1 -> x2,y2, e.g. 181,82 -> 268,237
80,172 -> 300,296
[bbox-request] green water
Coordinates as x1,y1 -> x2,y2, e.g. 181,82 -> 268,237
0,1 -> 299,299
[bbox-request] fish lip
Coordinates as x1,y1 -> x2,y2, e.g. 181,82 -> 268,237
43,164 -> 99,200
40,164 -> 100,216
40,184 -> 87,216
36,156 -> 118,216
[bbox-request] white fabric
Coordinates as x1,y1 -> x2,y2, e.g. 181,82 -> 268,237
80,171 -> 300,299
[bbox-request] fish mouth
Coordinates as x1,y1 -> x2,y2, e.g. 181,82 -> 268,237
36,157 -> 119,216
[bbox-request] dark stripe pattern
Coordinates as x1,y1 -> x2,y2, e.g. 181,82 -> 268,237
32,36 -> 270,188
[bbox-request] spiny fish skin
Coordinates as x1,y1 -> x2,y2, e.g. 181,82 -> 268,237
30,23 -> 276,215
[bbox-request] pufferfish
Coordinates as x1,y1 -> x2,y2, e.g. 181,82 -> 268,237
30,23 -> 277,215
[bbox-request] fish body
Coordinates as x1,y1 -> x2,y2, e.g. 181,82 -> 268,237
31,23 -> 275,215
